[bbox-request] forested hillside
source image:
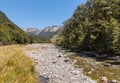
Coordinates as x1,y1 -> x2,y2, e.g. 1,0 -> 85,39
0,11 -> 30,45
57,0 -> 120,56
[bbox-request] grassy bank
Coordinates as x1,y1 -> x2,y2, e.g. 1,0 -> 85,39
66,52 -> 120,83
0,45 -> 38,83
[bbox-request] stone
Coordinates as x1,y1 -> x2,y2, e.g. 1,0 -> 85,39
38,75 -> 49,83
102,54 -> 108,57
57,55 -> 62,58
95,54 -> 100,58
100,77 -> 108,83
66,49 -> 70,52
108,56 -> 120,60
88,71 -> 92,75
52,61 -> 57,64
91,69 -> 95,71
26,44 -> 96,83
111,80 -> 118,83
34,61 -> 38,65
64,59 -> 69,62
103,63 -> 111,67
73,60 -> 77,63
41,59 -> 45,62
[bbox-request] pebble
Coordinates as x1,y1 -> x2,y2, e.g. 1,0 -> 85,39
100,77 -> 108,83
111,80 -> 118,83
103,63 -> 111,67
26,44 -> 96,83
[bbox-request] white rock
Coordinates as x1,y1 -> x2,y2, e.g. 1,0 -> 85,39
111,80 -> 117,83
26,44 -> 96,83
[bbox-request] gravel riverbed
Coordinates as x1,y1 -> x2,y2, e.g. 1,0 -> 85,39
25,44 -> 96,83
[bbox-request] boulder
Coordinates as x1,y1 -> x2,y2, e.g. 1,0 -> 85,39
100,77 -> 108,83
103,63 -> 111,67
111,80 -> 118,83
64,58 -> 70,62
38,75 -> 49,83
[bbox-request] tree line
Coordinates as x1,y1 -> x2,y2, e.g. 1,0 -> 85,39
0,10 -> 49,45
55,0 -> 120,56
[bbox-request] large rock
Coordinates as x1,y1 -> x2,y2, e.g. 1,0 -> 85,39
100,77 -> 108,83
111,80 -> 118,83
38,75 -> 49,83
103,63 -> 111,67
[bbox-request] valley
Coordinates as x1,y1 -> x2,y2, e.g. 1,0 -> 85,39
0,0 -> 120,83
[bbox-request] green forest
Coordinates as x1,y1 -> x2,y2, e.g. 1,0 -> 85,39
0,11 -> 48,45
56,0 -> 120,56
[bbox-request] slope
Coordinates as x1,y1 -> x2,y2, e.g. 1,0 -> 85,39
58,0 -> 120,56
38,25 -> 62,38
0,11 -> 30,45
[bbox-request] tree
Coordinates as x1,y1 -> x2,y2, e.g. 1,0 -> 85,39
58,0 -> 120,56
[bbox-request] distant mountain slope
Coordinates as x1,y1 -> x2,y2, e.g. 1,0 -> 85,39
25,28 -> 40,35
38,25 -> 62,38
0,11 -> 30,45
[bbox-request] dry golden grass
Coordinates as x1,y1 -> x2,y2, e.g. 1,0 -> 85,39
0,45 -> 38,83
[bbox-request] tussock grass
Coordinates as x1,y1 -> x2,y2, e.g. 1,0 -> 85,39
0,45 -> 38,83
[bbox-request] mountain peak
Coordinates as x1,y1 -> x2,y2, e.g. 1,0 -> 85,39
24,28 -> 41,35
43,25 -> 61,32
38,25 -> 62,38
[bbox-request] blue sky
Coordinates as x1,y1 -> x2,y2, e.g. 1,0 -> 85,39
0,0 -> 86,29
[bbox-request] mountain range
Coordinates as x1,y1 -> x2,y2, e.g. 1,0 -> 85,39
0,10 -> 62,45
25,28 -> 41,35
24,25 -> 63,38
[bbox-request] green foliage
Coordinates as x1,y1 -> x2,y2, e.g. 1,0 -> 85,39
0,11 -> 30,45
51,34 -> 64,45
29,35 -> 50,43
59,0 -> 120,56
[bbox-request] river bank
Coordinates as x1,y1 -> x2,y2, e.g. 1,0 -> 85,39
24,44 -> 96,83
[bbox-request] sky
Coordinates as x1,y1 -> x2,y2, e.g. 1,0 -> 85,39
0,0 -> 86,29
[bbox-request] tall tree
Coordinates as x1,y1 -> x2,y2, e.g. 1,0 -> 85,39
58,0 -> 120,56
